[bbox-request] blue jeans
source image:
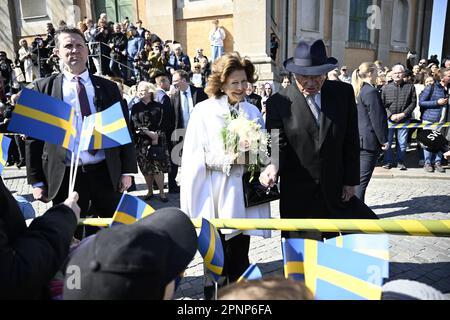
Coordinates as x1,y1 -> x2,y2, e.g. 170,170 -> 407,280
423,149 -> 443,165
384,127 -> 408,164
211,46 -> 224,62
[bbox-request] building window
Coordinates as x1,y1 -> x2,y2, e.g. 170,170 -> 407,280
392,0 -> 409,45
300,0 -> 320,32
348,0 -> 371,43
20,0 -> 48,20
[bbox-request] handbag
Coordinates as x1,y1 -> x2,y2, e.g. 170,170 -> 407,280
146,145 -> 166,161
242,171 -> 280,208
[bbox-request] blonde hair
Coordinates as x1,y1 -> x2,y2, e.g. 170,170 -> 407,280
218,277 -> 314,300
205,52 -> 258,98
352,62 -> 376,99
137,81 -> 156,101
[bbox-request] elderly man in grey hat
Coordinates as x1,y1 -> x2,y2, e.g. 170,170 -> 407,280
259,39 -> 377,240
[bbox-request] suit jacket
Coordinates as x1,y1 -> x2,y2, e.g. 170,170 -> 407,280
0,177 -> 77,299
170,85 -> 208,133
266,80 -> 377,219
357,83 -> 388,152
25,73 -> 137,200
246,93 -> 262,111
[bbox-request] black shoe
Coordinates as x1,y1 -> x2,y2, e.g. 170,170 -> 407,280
16,160 -> 25,169
398,162 -> 407,170
159,195 -> 169,203
435,163 -> 446,173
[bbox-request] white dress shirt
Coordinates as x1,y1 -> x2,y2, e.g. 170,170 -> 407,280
62,69 -> 106,165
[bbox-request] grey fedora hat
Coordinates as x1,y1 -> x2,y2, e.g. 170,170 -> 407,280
284,39 -> 338,76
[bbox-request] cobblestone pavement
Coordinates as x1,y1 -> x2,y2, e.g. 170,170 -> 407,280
2,165 -> 450,300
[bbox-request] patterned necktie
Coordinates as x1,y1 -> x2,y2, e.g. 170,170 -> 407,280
306,95 -> 321,127
75,76 -> 96,155
230,103 -> 239,118
182,91 -> 190,128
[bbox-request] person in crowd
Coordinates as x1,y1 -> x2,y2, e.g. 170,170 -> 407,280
126,25 -> 145,81
130,82 -> 170,202
153,71 -> 175,141
327,68 -> 341,81
381,64 -> 416,170
147,42 -> 167,78
169,69 -> 208,193
64,207 -> 197,300
270,33 -> 279,61
194,48 -> 208,64
245,82 -> 262,112
199,56 -> 211,87
209,19 -> 226,62
93,19 -> 112,76
108,23 -> 128,79
0,51 -> 14,95
260,39 -> 378,241
419,67 -> 450,173
339,66 -> 352,83
180,52 -> 271,300
261,82 -> 273,107
122,17 -> 130,31
167,43 -> 191,75
46,48 -> 61,75
18,39 -> 36,83
26,28 -> 137,239
412,65 -> 421,77
376,73 -> 387,91
77,21 -> 87,34
351,62 -> 388,202
135,19 -> 147,38
403,69 -> 413,83
418,58 -> 428,70
281,75 -> 291,89
1,171 -> 80,299
144,30 -> 162,49
218,277 -> 313,300
190,63 -> 204,88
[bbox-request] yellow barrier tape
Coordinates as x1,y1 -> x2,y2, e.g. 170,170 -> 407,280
79,218 -> 450,237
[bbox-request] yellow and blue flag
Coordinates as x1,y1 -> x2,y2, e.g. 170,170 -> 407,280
0,134 -> 12,174
80,102 -> 131,151
325,234 -> 389,278
237,263 -> 262,283
110,193 -> 155,227
282,237 -> 305,281
282,238 -> 384,300
198,218 -> 224,281
7,88 -> 77,151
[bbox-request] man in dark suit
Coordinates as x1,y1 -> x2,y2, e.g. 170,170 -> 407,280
0,176 -> 79,299
169,69 -> 208,193
25,28 -> 137,237
260,39 -> 377,240
245,82 -> 262,111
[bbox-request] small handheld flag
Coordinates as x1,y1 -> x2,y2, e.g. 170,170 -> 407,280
198,218 -> 224,281
0,134 -> 12,174
325,234 -> 389,278
282,238 -> 305,281
7,88 -> 77,151
282,238 -> 384,300
80,102 -> 131,151
237,263 -> 263,283
110,193 -> 155,227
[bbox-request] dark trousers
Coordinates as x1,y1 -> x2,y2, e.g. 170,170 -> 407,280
53,161 -> 122,239
356,149 -> 379,202
204,232 -> 250,300
168,140 -> 180,192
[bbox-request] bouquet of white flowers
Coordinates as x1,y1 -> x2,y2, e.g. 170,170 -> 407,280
204,111 -> 269,180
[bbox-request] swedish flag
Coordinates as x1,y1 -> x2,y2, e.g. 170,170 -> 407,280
237,263 -> 262,283
0,134 -> 12,174
325,234 -> 389,278
7,88 -> 77,151
198,218 -> 224,281
80,102 -> 131,151
282,238 -> 305,281
282,238 -> 384,300
110,193 -> 155,227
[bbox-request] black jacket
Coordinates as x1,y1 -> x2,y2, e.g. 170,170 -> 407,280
266,81 -> 377,219
25,73 -> 137,200
170,85 -> 208,132
357,83 -> 388,151
0,177 -> 77,299
246,93 -> 262,111
381,81 -> 416,121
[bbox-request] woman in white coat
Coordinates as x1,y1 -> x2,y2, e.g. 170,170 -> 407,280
18,39 -> 36,83
180,52 -> 271,299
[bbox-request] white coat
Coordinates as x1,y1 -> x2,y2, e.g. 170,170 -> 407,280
180,95 -> 271,239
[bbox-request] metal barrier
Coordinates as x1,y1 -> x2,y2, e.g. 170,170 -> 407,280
79,218 -> 450,237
